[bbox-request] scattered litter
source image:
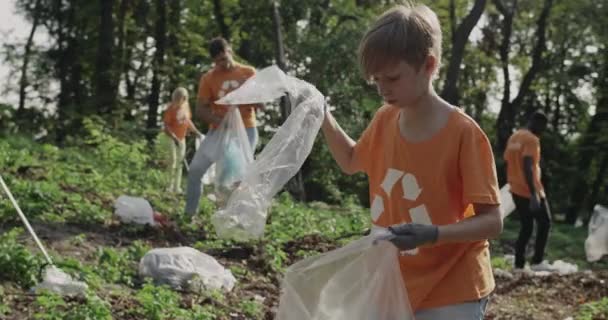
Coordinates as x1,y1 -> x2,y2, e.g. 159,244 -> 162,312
32,266 -> 88,296
114,195 -> 157,226
0,175 -> 88,296
139,247 -> 236,292
551,260 -> 578,275
585,204 -> 608,262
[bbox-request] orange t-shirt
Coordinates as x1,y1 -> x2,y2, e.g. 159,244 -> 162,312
197,63 -> 257,129
503,129 -> 544,198
163,103 -> 192,140
352,105 -> 499,311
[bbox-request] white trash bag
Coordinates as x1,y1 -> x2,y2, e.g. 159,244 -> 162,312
33,266 -> 88,296
199,107 -> 253,205
550,260 -> 579,275
276,228 -> 414,320
139,247 -> 236,292
212,66 -> 325,241
585,204 -> 608,262
114,195 -> 157,226
499,183 -> 515,219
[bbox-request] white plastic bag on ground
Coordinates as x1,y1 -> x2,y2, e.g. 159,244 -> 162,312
585,204 -> 608,262
212,66 -> 325,241
32,266 -> 88,296
114,195 -> 157,226
139,247 -> 236,292
550,260 -> 579,274
275,228 -> 414,320
499,183 -> 515,219
199,107 -> 253,205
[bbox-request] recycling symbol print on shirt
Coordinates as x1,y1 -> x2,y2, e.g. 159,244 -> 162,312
218,80 -> 241,99
371,168 -> 433,254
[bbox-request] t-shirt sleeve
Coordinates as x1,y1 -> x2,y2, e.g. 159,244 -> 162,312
521,135 -> 539,159
351,109 -> 383,174
459,123 -> 500,205
197,73 -> 213,102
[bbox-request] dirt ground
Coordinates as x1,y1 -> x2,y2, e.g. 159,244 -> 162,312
2,223 -> 607,320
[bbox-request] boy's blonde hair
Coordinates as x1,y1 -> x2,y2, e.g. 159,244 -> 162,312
358,4 -> 442,80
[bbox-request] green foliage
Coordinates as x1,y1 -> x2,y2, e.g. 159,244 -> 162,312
575,297 -> 608,320
491,256 -> 512,270
96,247 -> 138,287
135,282 -> 189,320
0,228 -> 45,288
33,291 -> 112,320
237,298 -> 264,318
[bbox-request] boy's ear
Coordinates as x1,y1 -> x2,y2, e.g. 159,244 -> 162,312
424,55 -> 438,75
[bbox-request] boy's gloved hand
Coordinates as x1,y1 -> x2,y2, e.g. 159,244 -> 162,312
387,223 -> 439,251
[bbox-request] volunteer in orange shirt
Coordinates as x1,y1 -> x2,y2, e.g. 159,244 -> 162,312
504,111 -> 552,271
320,4 -> 503,319
162,87 -> 202,194
185,37 -> 261,215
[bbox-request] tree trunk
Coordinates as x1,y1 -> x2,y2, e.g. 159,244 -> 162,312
584,153 -> 608,225
494,0 -> 553,154
168,0 -> 181,85
566,83 -> 608,224
441,0 -> 487,105
212,0 -> 230,40
272,1 -> 306,201
94,0 -> 117,114
17,0 -> 41,119
147,0 -> 167,140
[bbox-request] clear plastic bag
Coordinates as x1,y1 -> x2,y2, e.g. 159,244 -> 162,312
199,107 -> 253,205
114,195 -> 157,226
275,229 -> 414,320
585,204 -> 608,262
139,247 -> 236,292
32,266 -> 88,296
212,66 -> 325,240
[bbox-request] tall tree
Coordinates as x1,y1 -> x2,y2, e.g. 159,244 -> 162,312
94,0 -> 117,114
273,1 -> 306,201
212,0 -> 230,40
146,0 -> 167,139
566,54 -> 608,224
440,0 -> 487,105
493,0 -> 554,154
17,0 -> 42,118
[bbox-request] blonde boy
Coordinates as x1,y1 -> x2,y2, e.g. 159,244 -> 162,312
321,4 -> 503,319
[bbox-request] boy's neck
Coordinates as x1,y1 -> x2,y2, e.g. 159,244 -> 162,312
399,87 -> 442,124
398,88 -> 454,142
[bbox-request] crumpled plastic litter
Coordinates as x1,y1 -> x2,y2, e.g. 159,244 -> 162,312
585,204 -> 608,262
139,247 -> 236,292
32,266 -> 88,296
